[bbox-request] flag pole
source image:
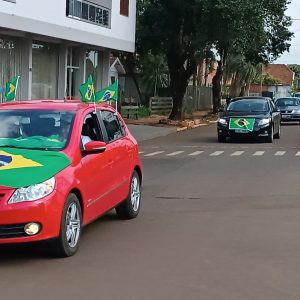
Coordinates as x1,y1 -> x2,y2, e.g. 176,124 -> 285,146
14,76 -> 20,101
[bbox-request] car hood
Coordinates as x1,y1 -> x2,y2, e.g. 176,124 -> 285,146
220,111 -> 270,119
0,147 -> 71,189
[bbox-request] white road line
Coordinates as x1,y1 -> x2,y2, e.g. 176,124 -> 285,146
296,151 -> 300,156
144,151 -> 165,157
167,151 -> 185,156
189,151 -> 204,156
231,151 -> 245,156
139,151 -> 144,154
253,151 -> 265,156
275,151 -> 286,156
210,151 -> 224,156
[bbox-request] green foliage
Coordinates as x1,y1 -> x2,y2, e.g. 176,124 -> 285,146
140,53 -> 170,96
288,64 -> 300,92
138,106 -> 151,118
136,0 -> 293,117
252,73 -> 282,85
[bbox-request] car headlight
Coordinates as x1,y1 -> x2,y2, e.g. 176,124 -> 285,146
292,109 -> 300,113
218,118 -> 227,125
258,118 -> 271,126
8,177 -> 55,204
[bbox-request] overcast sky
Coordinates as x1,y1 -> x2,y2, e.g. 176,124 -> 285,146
275,0 -> 300,64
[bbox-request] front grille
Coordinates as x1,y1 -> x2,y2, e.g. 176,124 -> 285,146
0,223 -> 27,239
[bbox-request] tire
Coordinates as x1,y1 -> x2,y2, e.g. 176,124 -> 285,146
266,125 -> 274,143
274,124 -> 281,139
218,134 -> 226,143
50,193 -> 82,257
116,170 -> 141,219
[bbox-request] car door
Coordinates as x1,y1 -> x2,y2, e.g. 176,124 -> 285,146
78,111 -> 115,222
97,109 -> 132,206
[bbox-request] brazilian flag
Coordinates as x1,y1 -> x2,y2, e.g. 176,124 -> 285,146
5,76 -> 20,102
229,118 -> 255,131
0,148 -> 71,188
79,75 -> 95,102
95,80 -> 118,102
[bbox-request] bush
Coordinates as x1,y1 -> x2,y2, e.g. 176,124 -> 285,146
138,106 -> 151,118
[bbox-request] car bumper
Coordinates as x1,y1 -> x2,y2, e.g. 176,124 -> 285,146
0,188 -> 64,244
218,123 -> 271,138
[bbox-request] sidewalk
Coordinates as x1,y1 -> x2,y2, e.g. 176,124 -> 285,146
126,110 -> 218,142
128,124 -> 177,142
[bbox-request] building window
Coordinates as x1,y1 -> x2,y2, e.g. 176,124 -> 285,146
120,0 -> 129,16
32,42 -> 59,100
66,0 -> 110,28
0,37 -> 21,102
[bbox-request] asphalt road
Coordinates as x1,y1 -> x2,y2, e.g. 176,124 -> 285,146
1,123 -> 300,300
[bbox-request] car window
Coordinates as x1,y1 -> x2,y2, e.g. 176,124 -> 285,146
100,110 -> 124,142
0,109 -> 75,150
81,112 -> 103,148
276,98 -> 300,106
227,100 -> 268,112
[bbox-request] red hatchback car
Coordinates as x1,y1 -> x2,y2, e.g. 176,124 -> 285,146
0,100 -> 142,257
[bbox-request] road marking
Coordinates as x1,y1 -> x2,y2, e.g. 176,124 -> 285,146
253,151 -> 265,156
231,151 -> 244,156
167,151 -> 185,156
144,151 -> 165,157
139,151 -> 144,154
189,151 -> 204,156
275,151 -> 286,156
296,151 -> 300,156
210,151 -> 224,156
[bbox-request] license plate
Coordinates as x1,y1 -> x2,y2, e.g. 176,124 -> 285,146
282,115 -> 291,118
235,129 -> 248,133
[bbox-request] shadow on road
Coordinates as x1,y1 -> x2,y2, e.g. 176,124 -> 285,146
0,212 -> 119,262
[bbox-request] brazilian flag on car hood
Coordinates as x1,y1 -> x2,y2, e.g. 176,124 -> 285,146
0,148 -> 71,188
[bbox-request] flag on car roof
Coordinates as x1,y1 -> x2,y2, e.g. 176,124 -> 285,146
5,76 -> 20,102
79,75 -> 95,102
95,80 -> 118,102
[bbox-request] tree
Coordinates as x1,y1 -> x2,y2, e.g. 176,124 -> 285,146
202,0 -> 293,113
288,64 -> 300,92
137,0 -> 207,120
136,0 -> 293,118
140,53 -> 170,97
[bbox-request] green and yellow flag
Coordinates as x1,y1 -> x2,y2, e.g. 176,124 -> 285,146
79,75 -> 95,102
95,80 -> 118,102
229,118 -> 255,131
5,76 -> 20,102
0,148 -> 71,188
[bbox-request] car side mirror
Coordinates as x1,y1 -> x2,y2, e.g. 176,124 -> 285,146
83,141 -> 107,154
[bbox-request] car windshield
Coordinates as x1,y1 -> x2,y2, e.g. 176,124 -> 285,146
0,109 -> 75,150
276,98 -> 300,106
227,99 -> 268,112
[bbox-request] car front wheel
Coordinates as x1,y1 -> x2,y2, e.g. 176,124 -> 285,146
274,124 -> 281,139
266,125 -> 274,143
116,170 -> 141,219
51,193 -> 82,257
218,133 -> 226,142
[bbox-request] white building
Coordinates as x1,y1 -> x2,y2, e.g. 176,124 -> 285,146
0,0 -> 136,101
